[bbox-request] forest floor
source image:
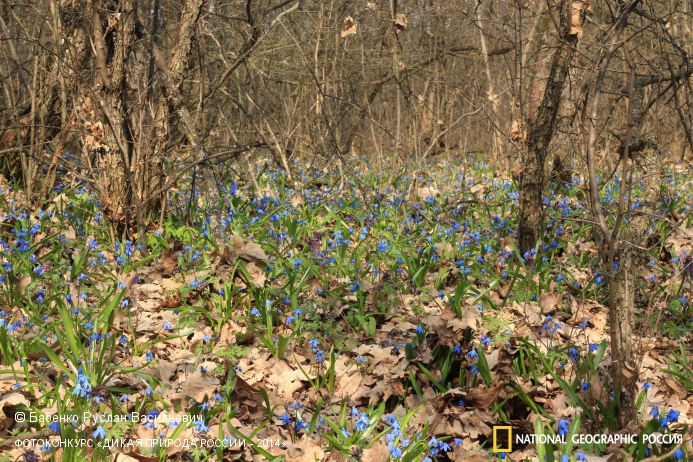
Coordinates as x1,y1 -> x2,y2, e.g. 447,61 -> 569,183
0,154 -> 691,462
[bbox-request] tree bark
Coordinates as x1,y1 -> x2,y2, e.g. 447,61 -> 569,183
518,4 -> 580,252
609,70 -> 666,427
149,42 -> 225,239
0,0 -> 90,190
92,0 -> 138,225
142,0 -> 224,239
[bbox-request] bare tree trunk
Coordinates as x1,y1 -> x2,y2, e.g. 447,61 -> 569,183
518,0 -> 580,252
150,44 -> 225,239
0,0 -> 90,191
608,67 -> 670,426
476,5 -> 501,164
142,0 -> 224,238
94,0 -> 138,226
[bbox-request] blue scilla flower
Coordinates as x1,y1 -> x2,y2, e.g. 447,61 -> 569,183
92,426 -> 107,439
388,442 -> 402,458
568,348 -> 578,362
558,419 -> 570,437
72,373 -> 92,397
295,419 -> 309,432
355,413 -> 370,431
194,420 -> 210,433
667,409 -> 681,422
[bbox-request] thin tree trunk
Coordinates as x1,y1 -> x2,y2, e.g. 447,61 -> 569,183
476,6 -> 501,164
150,41 -> 224,239
96,0 -> 138,224
518,0 -> 580,252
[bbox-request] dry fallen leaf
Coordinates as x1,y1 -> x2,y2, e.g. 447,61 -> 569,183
511,119 -> 526,143
0,393 -> 30,433
571,0 -> 590,38
416,187 -> 439,198
286,435 -> 325,462
511,163 -> 526,182
362,439 -> 390,461
159,249 -> 178,275
540,293 -> 562,314
341,16 -> 358,37
84,121 -> 106,150
177,361 -> 220,402
467,383 -> 505,408
394,13 -> 407,33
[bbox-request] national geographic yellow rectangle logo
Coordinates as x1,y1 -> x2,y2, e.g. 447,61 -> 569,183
492,426 -> 512,453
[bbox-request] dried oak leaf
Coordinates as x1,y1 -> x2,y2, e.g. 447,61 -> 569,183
239,241 -> 268,262
394,13 -> 407,33
341,16 -> 358,37
540,293 -> 562,315
159,249 -> 178,275
241,260 -> 266,288
159,294 -> 182,309
286,435 -> 325,462
510,119 -> 527,143
84,121 -> 106,150
511,163 -> 526,182
422,313 -> 464,348
416,187 -> 439,198
570,0 -> 590,38
0,393 -> 30,433
176,361 -> 219,402
437,383 -> 505,410
362,440 -> 390,461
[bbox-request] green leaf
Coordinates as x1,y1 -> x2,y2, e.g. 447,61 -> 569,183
277,334 -> 291,360
418,363 -> 446,393
321,433 -> 349,453
410,369 -> 424,401
308,397 -> 323,434
57,302 -> 82,362
405,342 -> 414,361
124,252 -> 158,273
591,340 -> 607,374
476,347 -> 493,385
562,416 -> 581,456
226,423 -> 280,460
535,419 -> 547,462
258,387 -> 273,421
41,344 -> 74,380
